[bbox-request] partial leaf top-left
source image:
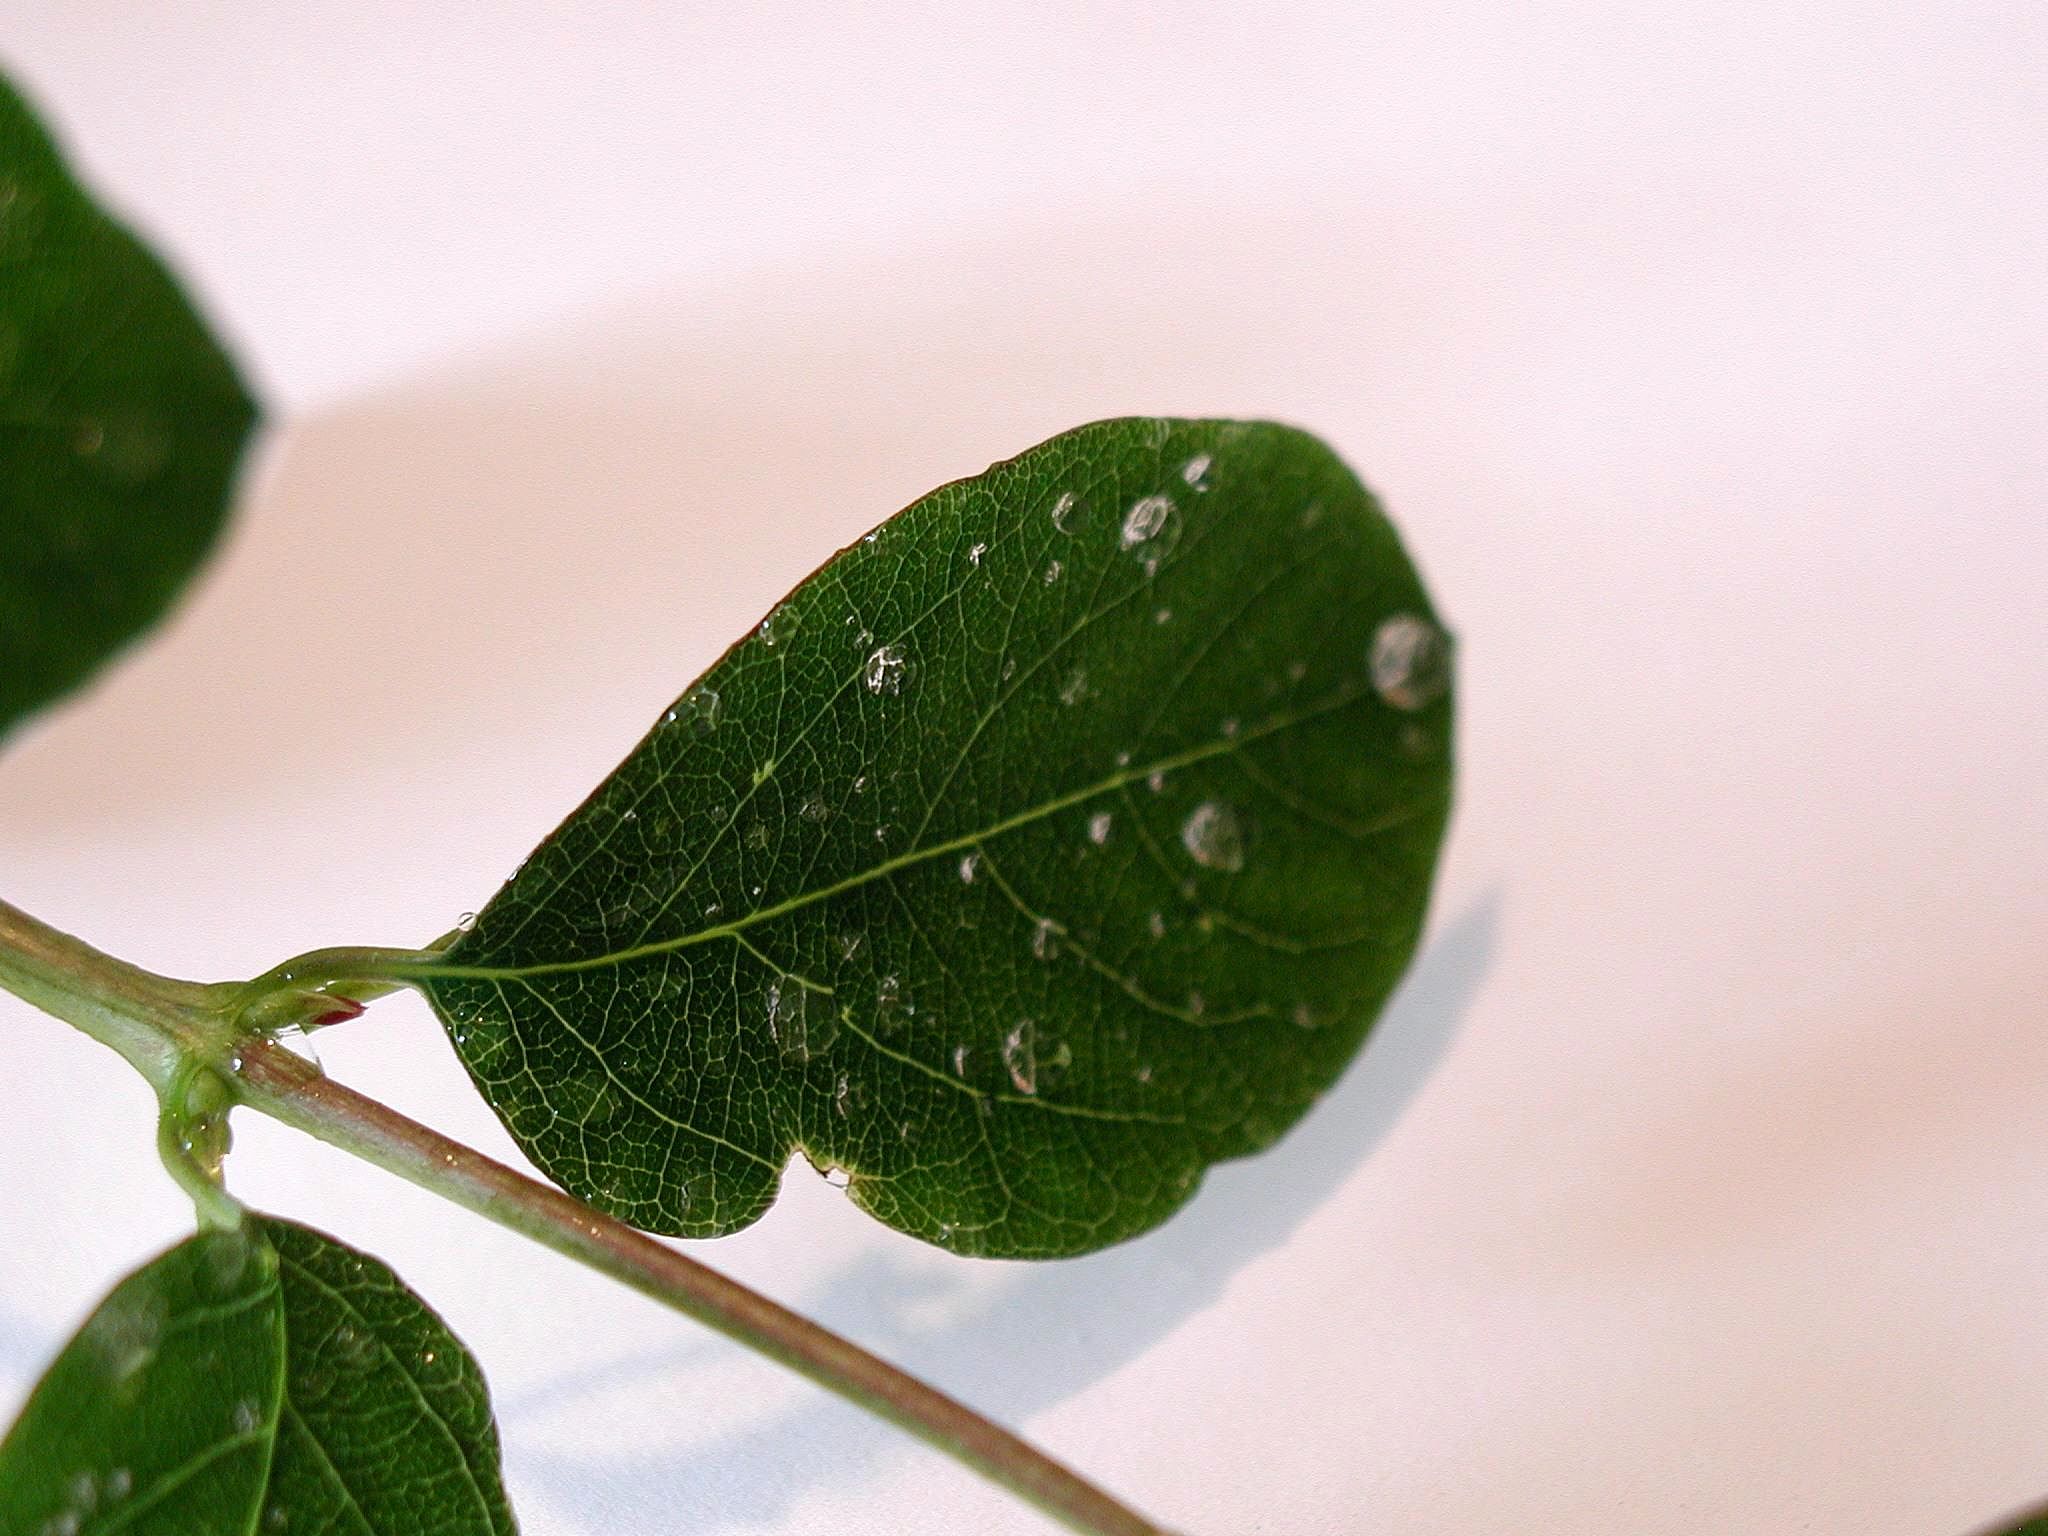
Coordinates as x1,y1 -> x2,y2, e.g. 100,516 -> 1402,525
0,72 -> 258,738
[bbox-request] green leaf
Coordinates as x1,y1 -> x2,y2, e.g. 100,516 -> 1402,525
0,1219 -> 517,1536
0,1225 -> 282,1536
0,72 -> 259,740
420,417 -> 1453,1257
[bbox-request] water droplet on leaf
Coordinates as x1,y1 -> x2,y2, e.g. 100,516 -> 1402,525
1369,613 -> 1451,710
864,644 -> 908,694
1180,801 -> 1246,871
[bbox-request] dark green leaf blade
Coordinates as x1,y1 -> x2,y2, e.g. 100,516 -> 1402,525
0,1226 -> 284,1536
423,418 -> 1454,1256
259,1217 -> 518,1536
0,1220 -> 516,1536
0,72 -> 259,739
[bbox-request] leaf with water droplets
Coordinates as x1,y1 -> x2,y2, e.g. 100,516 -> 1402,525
0,73 -> 259,740
414,418 -> 1453,1256
0,1218 -> 516,1535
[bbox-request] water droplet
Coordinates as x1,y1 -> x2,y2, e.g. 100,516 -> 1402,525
232,1397 -> 261,1433
1369,613 -> 1452,710
853,774 -> 869,793
1286,659 -> 1308,683
958,851 -> 981,883
1147,910 -> 1167,939
1180,453 -> 1213,490
664,685 -> 722,736
264,1505 -> 289,1532
824,1166 -> 851,1189
864,644 -> 907,694
968,541 -> 987,566
1121,493 -> 1174,548
103,1468 -> 132,1502
454,911 -> 478,933
420,1349 -> 437,1366
1136,1063 -> 1155,1083
951,1044 -> 973,1078
1050,491 -> 1077,533
745,820 -> 772,851
1087,811 -> 1113,845
1219,717 -> 1239,737
1058,668 -> 1087,706
1291,1002 -> 1323,1030
1153,607 -> 1172,624
799,796 -> 831,824
1147,770 -> 1167,794
1003,1019 -> 1039,1095
767,979 -> 811,1063
1001,656 -> 1017,681
1186,989 -> 1207,1019
1043,559 -> 1062,585
834,1073 -> 853,1117
1031,918 -> 1059,961
836,930 -> 864,960
1115,750 -> 1132,768
68,1472 -> 97,1515
1180,801 -> 1246,871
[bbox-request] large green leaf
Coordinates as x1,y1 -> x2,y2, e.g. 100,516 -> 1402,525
418,417 -> 1454,1257
0,72 -> 258,739
0,1219 -> 516,1536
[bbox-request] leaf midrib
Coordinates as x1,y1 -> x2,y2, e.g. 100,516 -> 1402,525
407,679 -> 1376,986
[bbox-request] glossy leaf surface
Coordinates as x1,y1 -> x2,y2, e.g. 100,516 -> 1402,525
422,418 -> 1454,1256
0,1219 -> 515,1536
0,72 -> 258,739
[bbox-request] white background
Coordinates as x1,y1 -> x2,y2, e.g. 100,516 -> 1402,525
3,6 -> 2045,1533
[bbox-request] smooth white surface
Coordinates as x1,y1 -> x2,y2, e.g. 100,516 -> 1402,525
3,7 -> 2045,1533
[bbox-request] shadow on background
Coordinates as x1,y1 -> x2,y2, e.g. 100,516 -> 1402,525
503,893 -> 1498,1531
0,195 -> 1465,855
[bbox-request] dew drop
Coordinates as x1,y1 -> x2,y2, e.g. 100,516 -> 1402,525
1219,716 -> 1239,737
1153,607 -> 1172,625
1121,493 -> 1174,548
864,644 -> 907,694
1058,668 -> 1087,706
1291,1002 -> 1322,1030
1031,917 -> 1059,961
1147,910 -> 1167,939
951,1044 -> 973,1078
1369,613 -> 1452,710
1001,656 -> 1017,682
1050,491 -> 1077,533
664,685 -> 722,736
1086,811 -> 1113,845
232,1397 -> 261,1433
958,850 -> 981,884
767,979 -> 810,1063
1002,1019 -> 1039,1095
454,911 -> 478,933
1114,750 -> 1132,768
968,541 -> 987,566
1180,453 -> 1212,490
1043,559 -> 1062,585
1147,770 -> 1167,794
104,1468 -> 132,1502
1180,801 -> 1246,872
834,1073 -> 853,1117
799,796 -> 831,824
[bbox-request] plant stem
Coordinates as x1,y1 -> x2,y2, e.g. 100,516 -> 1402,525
0,898 -> 1177,1536
0,897 -> 216,1097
